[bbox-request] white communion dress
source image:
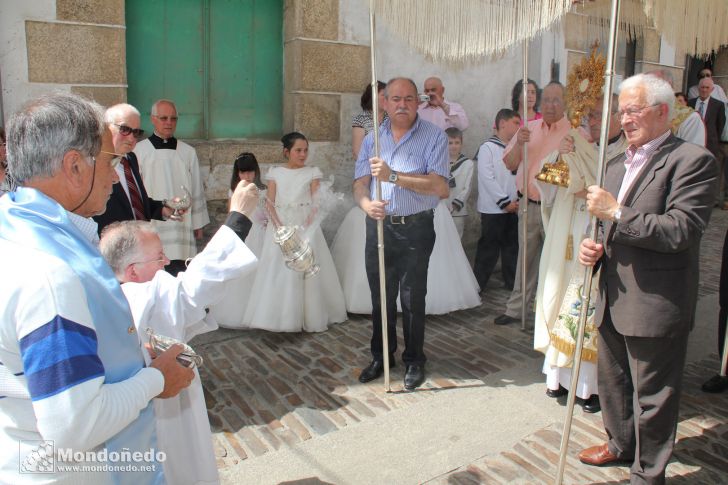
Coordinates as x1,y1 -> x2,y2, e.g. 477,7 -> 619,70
331,200 -> 481,315
242,166 -> 347,332
208,189 -> 268,329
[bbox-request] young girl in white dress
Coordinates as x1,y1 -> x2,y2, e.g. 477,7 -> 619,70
243,132 -> 347,332
210,152 -> 268,328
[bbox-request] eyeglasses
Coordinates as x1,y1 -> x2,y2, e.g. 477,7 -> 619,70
542,97 -> 564,106
99,150 -> 124,168
617,104 -> 661,119
389,96 -> 418,103
153,115 -> 178,122
699,73 -> 712,79
130,257 -> 168,266
114,123 -> 145,138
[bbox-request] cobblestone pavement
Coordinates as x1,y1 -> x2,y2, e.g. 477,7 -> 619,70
193,209 -> 728,484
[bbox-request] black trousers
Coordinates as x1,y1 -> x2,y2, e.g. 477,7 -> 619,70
719,225 -> 728,358
473,212 -> 518,290
365,211 -> 436,365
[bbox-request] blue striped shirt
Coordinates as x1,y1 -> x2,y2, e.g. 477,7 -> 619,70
355,116 -> 449,216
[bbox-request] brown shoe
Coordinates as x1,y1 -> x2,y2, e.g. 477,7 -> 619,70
578,443 -> 631,466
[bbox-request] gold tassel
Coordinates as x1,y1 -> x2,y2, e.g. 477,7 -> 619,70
565,234 -> 573,261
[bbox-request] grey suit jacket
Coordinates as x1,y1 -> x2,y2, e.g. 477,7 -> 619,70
596,134 -> 718,337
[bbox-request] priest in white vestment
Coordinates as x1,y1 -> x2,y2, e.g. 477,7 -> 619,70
99,181 -> 259,485
534,96 -> 627,414
135,99 -> 210,274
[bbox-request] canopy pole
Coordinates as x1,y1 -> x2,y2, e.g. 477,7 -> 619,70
554,0 -> 622,483
520,39 -> 529,331
369,0 -> 390,393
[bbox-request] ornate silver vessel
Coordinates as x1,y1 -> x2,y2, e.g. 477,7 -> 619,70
273,225 -> 320,278
146,328 -> 204,369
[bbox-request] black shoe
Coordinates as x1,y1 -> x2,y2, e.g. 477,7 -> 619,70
494,314 -> 518,325
701,374 -> 728,393
582,395 -> 601,413
546,385 -> 568,398
358,358 -> 395,383
404,364 -> 425,390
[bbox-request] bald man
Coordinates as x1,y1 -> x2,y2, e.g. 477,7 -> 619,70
690,77 -> 726,204
417,76 -> 469,131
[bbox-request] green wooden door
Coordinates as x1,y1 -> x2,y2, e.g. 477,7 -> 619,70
126,0 -> 283,139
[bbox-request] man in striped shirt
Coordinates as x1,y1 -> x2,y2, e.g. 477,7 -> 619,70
354,77 -> 450,390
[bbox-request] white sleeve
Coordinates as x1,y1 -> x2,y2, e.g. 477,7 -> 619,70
310,166 -> 323,180
478,145 -> 511,209
12,264 -> 163,452
451,160 -> 473,213
125,225 -> 258,344
677,112 -> 707,147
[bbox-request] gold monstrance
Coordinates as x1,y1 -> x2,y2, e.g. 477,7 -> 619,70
536,44 -> 606,188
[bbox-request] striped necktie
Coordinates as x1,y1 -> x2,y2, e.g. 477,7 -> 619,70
121,157 -> 147,221
698,100 -> 706,119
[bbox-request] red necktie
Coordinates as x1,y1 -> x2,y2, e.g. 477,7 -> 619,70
121,157 -> 147,221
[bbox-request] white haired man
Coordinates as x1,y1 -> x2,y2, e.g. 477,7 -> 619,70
135,99 -> 210,275
93,103 -> 176,234
100,179 -> 259,485
577,74 -> 717,484
0,93 -> 193,484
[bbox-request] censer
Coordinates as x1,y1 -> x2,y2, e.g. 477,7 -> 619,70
535,107 -> 583,188
146,328 -> 204,369
536,44 -> 606,189
273,225 -> 320,278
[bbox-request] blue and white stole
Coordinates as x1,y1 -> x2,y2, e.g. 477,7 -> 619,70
0,187 -> 163,485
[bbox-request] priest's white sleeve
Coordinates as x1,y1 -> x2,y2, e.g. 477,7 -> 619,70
123,225 -> 258,345
677,112 -> 707,147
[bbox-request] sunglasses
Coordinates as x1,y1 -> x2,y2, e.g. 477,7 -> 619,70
114,123 -> 145,138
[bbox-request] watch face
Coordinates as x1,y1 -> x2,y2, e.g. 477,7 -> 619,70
389,173 -> 397,182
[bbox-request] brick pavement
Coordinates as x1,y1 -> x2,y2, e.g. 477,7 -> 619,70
194,209 -> 728,483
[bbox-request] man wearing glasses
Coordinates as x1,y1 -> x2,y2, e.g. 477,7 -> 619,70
99,179 -> 259,485
94,103 -> 175,234
494,82 -> 571,327
135,99 -> 210,275
0,93 -> 193,484
577,74 -> 718,484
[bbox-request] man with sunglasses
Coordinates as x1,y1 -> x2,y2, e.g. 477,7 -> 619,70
135,99 -> 210,276
687,67 -> 728,104
94,103 -> 175,234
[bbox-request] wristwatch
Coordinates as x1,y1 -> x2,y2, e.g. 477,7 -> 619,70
613,206 -> 622,222
388,171 -> 399,184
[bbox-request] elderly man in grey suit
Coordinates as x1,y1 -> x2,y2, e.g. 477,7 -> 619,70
577,74 -> 718,484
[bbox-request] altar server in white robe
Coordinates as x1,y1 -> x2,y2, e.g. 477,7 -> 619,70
535,95 -> 627,414
99,180 -> 259,485
135,99 -> 210,275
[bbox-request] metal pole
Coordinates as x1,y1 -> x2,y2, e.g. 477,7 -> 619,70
721,328 -> 728,376
369,0 -> 390,392
554,0 -> 621,483
521,40 -> 529,331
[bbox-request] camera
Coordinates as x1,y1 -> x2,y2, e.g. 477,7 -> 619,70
418,94 -> 430,102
